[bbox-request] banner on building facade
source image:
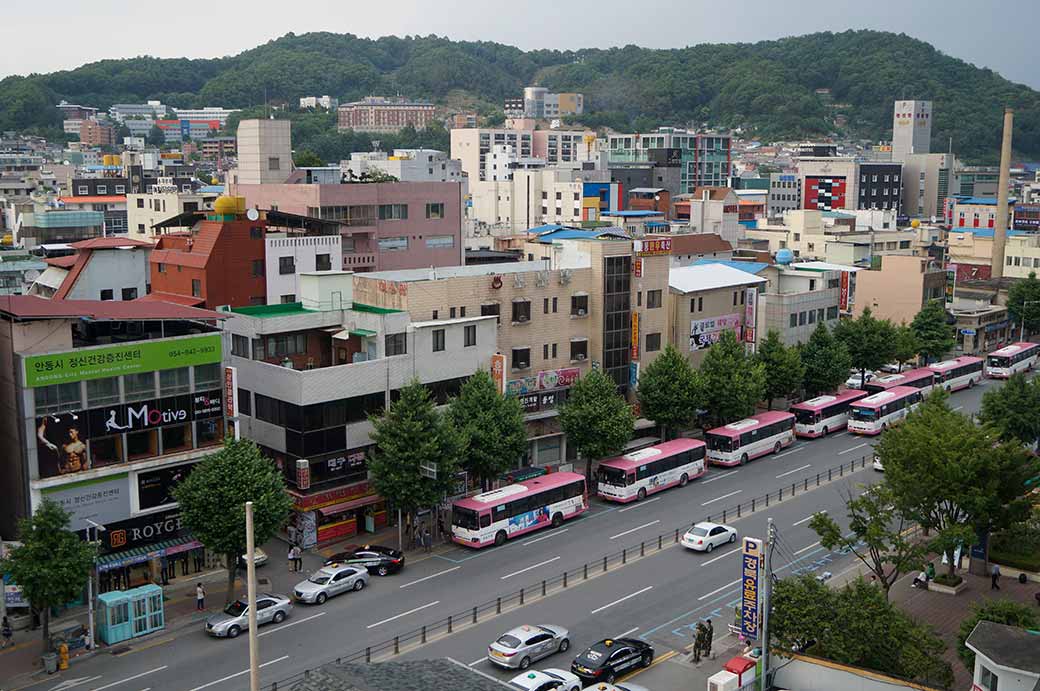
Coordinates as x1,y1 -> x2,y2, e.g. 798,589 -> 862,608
40,473 -> 131,532
631,312 -> 640,360
490,353 -> 506,395
690,313 -> 742,351
839,272 -> 850,311
744,288 -> 757,344
945,265 -> 957,303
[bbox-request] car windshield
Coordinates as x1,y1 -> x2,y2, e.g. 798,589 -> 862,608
496,634 -> 522,649
598,465 -> 628,486
452,507 -> 479,530
308,574 -> 331,585
223,601 -> 246,617
705,434 -> 732,452
689,526 -> 709,537
543,671 -> 564,681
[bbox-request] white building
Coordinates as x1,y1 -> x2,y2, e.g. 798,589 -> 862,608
452,127 -> 534,181
108,101 -> 167,122
299,95 -> 338,110
27,237 -> 152,301
343,149 -> 464,184
127,188 -> 221,239
171,107 -> 240,127
891,100 -> 932,162
768,173 -> 801,217
469,169 -> 586,232
965,621 -> 1039,691
484,144 -> 546,182
264,234 -> 344,304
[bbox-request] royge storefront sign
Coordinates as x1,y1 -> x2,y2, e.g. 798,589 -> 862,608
85,507 -> 187,554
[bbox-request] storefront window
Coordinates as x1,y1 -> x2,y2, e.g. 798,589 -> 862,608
87,377 -> 120,407
35,382 -> 81,415
160,367 -> 191,395
90,435 -> 123,468
125,372 -> 155,401
194,363 -> 221,390
197,419 -> 222,447
161,424 -> 191,455
127,429 -> 158,460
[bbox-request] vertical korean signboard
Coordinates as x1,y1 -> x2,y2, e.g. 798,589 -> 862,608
839,272 -> 850,312
945,265 -> 957,303
743,287 -> 757,344
224,366 -> 239,440
490,353 -> 506,395
631,312 -> 640,360
740,537 -> 763,641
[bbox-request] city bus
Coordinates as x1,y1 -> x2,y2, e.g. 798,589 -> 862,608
790,389 -> 869,438
847,386 -> 923,435
986,342 -> 1040,378
928,356 -> 985,392
705,411 -> 796,466
597,438 -> 707,503
450,472 -> 587,548
864,367 -> 936,395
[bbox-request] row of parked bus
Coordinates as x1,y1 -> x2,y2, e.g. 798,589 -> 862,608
449,343 -> 1038,548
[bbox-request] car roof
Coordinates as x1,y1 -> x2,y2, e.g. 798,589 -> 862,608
692,521 -> 722,530
501,624 -> 548,639
509,670 -> 555,689
318,563 -> 357,574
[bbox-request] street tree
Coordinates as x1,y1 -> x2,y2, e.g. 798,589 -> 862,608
809,484 -> 926,601
978,373 -> 1040,447
146,124 -> 165,147
833,308 -> 897,388
448,370 -> 527,490
368,380 -> 464,547
637,343 -> 700,438
755,329 -> 804,409
0,500 -> 95,645
173,439 -> 293,604
956,600 -> 1038,670
875,389 -> 1038,579
1007,271 -> 1040,336
559,368 -> 635,483
800,321 -> 852,396
697,329 -> 765,425
911,300 -> 955,364
293,149 -> 324,167
892,324 -> 920,371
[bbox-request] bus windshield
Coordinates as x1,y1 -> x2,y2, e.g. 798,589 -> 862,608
598,466 -> 629,487
849,407 -> 877,422
792,409 -> 818,425
705,434 -> 734,452
451,507 -> 480,530
987,356 -> 1009,368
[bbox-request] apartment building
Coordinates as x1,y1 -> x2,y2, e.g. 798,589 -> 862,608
337,97 -> 436,133
608,129 -> 732,192
170,107 -> 239,127
768,173 -> 801,217
901,153 -> 957,220
857,163 -> 903,212
127,188 -> 220,239
947,227 -> 1038,280
344,149 -> 464,184
451,127 -> 532,182
854,254 -> 946,324
948,196 -> 1016,230
27,237 -> 152,301
79,120 -> 116,148
108,101 -> 167,122
198,137 -> 236,161
299,96 -> 338,110
746,210 -> 915,264
224,272 -> 496,545
470,169 -> 589,232
673,187 -> 744,246
521,87 -> 584,118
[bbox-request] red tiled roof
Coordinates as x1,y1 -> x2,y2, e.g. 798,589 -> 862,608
150,249 -> 208,269
70,237 -> 153,250
648,233 -> 733,255
0,295 -> 226,320
53,250 -> 91,300
45,255 -> 78,268
58,196 -> 127,204
135,292 -> 204,306
685,187 -> 733,202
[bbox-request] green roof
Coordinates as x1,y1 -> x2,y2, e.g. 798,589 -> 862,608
231,302 -> 314,318
352,302 -> 403,314
349,328 -> 377,337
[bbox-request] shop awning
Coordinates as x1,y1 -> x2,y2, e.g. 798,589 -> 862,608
350,328 -> 376,337
96,536 -> 202,572
316,495 -> 381,517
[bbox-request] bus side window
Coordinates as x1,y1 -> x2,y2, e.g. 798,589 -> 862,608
480,513 -> 491,528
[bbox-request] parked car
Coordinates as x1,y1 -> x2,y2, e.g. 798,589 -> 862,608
507,668 -> 582,691
323,544 -> 404,576
205,593 -> 291,638
571,638 -> 653,685
681,521 -> 737,553
488,624 -> 570,670
237,548 -> 268,569
846,370 -> 875,388
879,363 -> 902,374
293,564 -> 369,605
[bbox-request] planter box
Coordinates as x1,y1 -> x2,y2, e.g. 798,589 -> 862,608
928,579 -> 967,595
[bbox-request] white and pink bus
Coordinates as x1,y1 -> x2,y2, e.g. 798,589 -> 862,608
597,438 -> 707,503
864,367 -> 936,396
705,411 -> 796,466
847,386 -> 923,435
450,472 -> 587,548
928,356 -> 985,392
790,389 -> 869,438
986,342 -> 1039,378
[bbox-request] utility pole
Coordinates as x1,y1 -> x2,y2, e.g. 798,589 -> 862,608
760,518 -> 776,691
84,519 -> 105,651
245,502 -> 260,691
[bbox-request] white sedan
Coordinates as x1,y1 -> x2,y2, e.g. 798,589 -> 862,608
507,668 -> 582,691
681,522 -> 737,552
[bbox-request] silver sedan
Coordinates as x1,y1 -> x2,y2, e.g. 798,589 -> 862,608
488,624 -> 570,670
293,564 -> 368,605
205,593 -> 292,638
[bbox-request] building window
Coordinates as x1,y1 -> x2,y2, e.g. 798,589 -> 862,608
124,372 -> 155,401
646,333 -> 662,352
232,334 -> 250,357
268,157 -> 280,171
252,259 -> 264,277
385,333 -> 408,356
570,340 -> 588,361
127,430 -> 158,461
34,382 -> 81,415
646,290 -> 662,309
481,303 -> 500,325
827,306 -> 839,320
543,343 -> 549,359
511,347 -> 531,370
464,325 -> 476,347
571,295 -> 589,316
432,329 -> 445,352
279,256 -> 295,275
266,333 -> 307,358
543,298 -> 550,314
426,235 -> 455,249
808,310 -> 816,324
316,253 -> 331,271
191,279 -> 201,297
798,311 -> 807,326
512,300 -> 531,323
425,203 -> 445,219
378,236 -> 408,251
160,367 -> 191,395
378,204 -> 408,220
980,666 -> 998,691
121,287 -> 138,301
161,424 -> 191,455
100,289 -> 113,301
136,198 -> 145,208
238,388 -> 252,416
790,313 -> 798,328
86,376 -> 120,407
194,363 -> 220,389
158,263 -> 166,274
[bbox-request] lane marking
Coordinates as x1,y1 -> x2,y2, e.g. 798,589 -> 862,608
47,676 -> 103,691
839,443 -> 869,455
609,520 -> 660,540
399,566 -> 462,588
187,657 -> 288,691
698,578 -> 741,601
468,657 -> 486,666
702,490 -> 741,506
90,667 -> 167,691
619,649 -> 677,683
523,529 -> 568,546
793,512 -> 823,526
700,546 -> 741,566
794,541 -> 821,555
776,463 -> 812,479
952,405 -> 964,411
775,450 -> 798,458
500,556 -> 561,580
590,585 -> 654,614
701,471 -> 739,484
366,600 -> 441,629
618,497 -> 662,512
617,626 -> 640,638
257,611 -> 326,637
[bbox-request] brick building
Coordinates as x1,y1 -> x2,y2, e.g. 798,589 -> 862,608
337,97 -> 436,133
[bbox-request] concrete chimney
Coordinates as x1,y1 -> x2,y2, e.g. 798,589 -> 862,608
992,108 -> 1014,279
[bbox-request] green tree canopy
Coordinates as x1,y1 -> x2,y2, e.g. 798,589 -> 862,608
448,370 -> 527,490
146,124 -> 165,147
173,439 -> 293,603
697,329 -> 765,425
911,300 -> 955,364
833,308 -> 897,388
559,368 -> 635,483
292,149 -> 324,167
636,343 -> 700,438
800,321 -> 852,396
892,323 -> 920,371
1007,271 -> 1040,336
0,500 -> 95,645
978,373 -> 1040,447
956,600 -> 1038,671
755,329 -> 805,409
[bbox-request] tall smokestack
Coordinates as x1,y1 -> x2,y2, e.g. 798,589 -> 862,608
992,108 -> 1013,279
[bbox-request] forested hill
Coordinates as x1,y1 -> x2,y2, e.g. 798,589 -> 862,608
2,29 -> 1038,162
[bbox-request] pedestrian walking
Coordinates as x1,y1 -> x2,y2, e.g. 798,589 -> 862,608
423,527 -> 432,553
293,545 -> 303,573
287,545 -> 297,572
437,514 -> 446,543
1,616 -> 12,649
704,619 -> 714,658
991,563 -> 1001,590
195,583 -> 205,610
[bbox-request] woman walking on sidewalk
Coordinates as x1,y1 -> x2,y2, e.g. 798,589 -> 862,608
1,615 -> 13,649
293,545 -> 303,573
195,583 -> 205,610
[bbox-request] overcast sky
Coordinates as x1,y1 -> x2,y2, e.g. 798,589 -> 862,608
3,0 -> 1038,89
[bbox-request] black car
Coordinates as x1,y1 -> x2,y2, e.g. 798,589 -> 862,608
570,638 -> 654,685
323,544 -> 404,576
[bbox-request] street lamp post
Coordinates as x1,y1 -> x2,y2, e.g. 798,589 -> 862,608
83,519 -> 105,651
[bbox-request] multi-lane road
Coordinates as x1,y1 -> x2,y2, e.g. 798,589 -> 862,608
6,376 -> 1016,691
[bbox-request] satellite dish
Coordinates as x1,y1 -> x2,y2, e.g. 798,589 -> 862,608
246,208 -> 260,221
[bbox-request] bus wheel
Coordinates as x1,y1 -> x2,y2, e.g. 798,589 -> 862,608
551,513 -> 564,528
822,426 -> 829,436
881,423 -> 888,431
773,442 -> 782,454
637,487 -> 647,501
679,473 -> 689,487
969,378 -> 976,388
494,531 -> 507,547
740,453 -> 749,466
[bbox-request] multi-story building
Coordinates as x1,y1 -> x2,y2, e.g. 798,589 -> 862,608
447,112 -> 478,129
57,194 -> 127,235
857,163 -> 903,212
521,87 -> 585,118
56,101 -> 98,121
470,170 -> 592,232
156,119 -> 220,144
299,96 -> 338,110
901,153 -> 957,221
78,120 -> 116,148
947,227 -> 1037,281
337,97 -> 436,133
768,173 -> 802,217
672,187 -> 744,246
233,119 -> 292,186
171,107 -> 239,127
649,233 -> 732,267
263,233 -> 344,305
948,195 -> 1016,230
451,127 -> 533,182
956,166 -> 1000,197
482,144 -> 547,182
126,187 -> 221,239
225,271 -> 497,545
13,207 -> 105,248
0,295 -> 228,580
756,261 -> 848,345
198,137 -> 237,161
853,254 -> 946,324
0,154 -> 44,175
27,237 -> 152,300
532,130 -> 596,165
891,100 -> 932,162
797,157 -> 860,212
607,128 -> 731,192
108,101 -> 167,122
343,149 -> 464,184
